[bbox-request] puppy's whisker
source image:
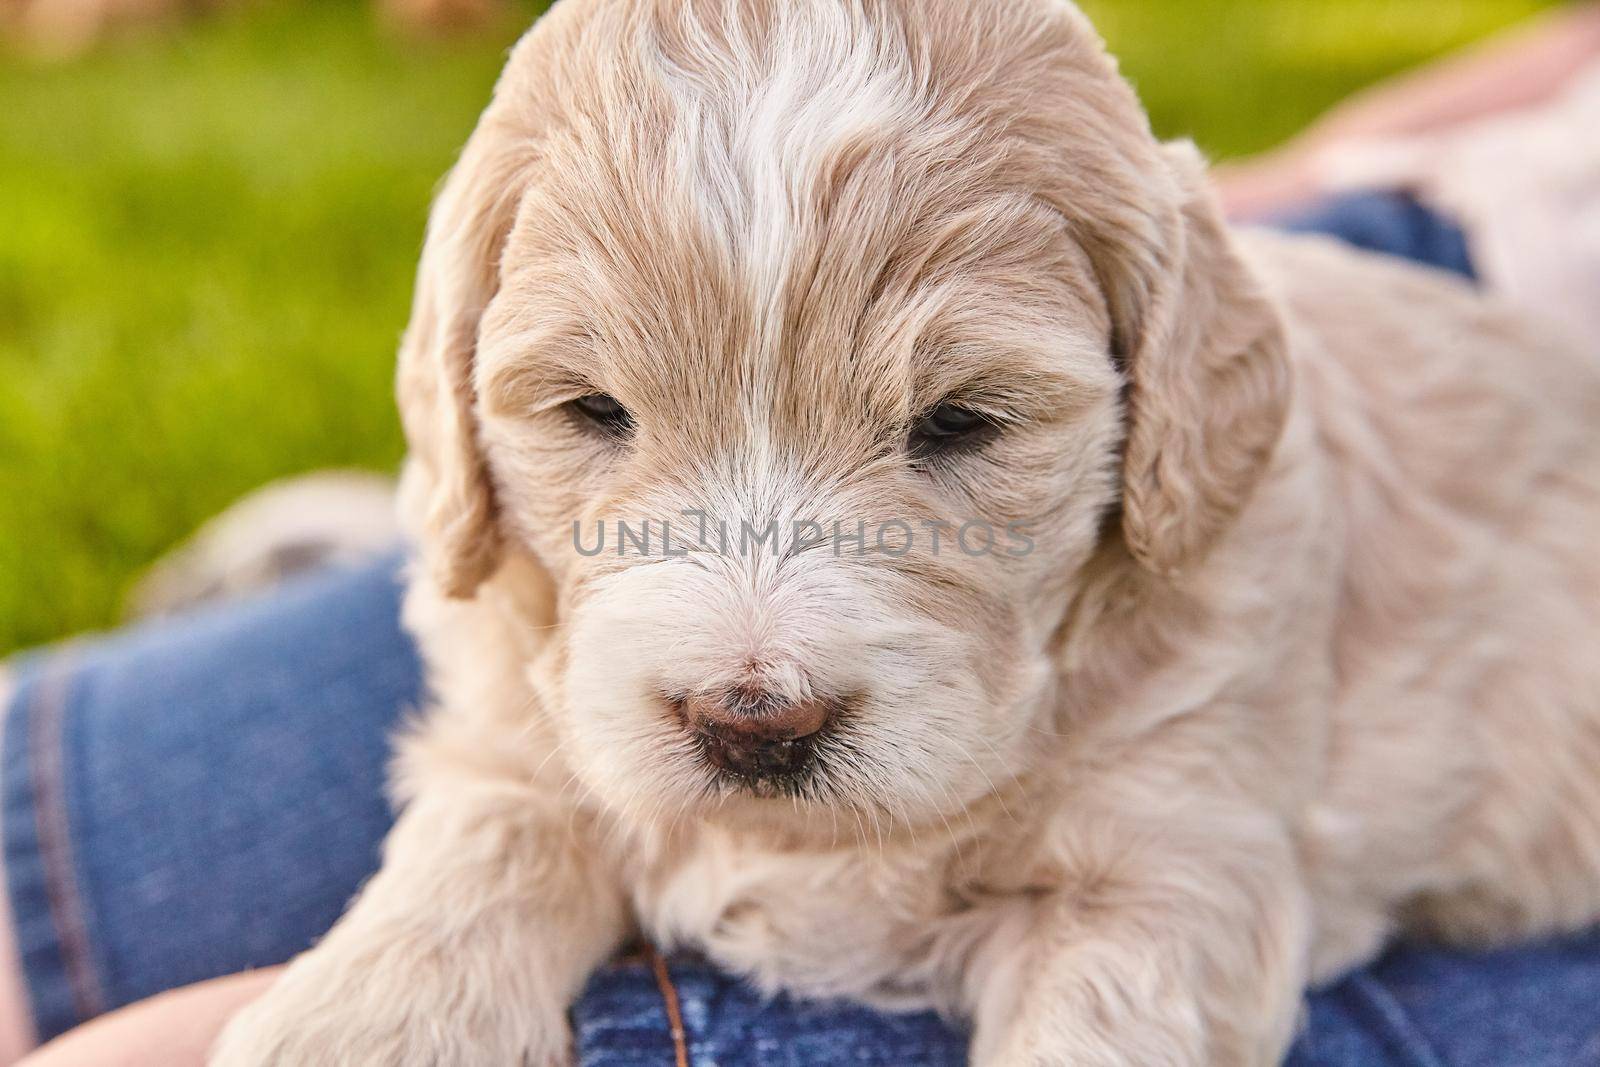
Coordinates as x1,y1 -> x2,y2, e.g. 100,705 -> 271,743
958,734 -> 1023,826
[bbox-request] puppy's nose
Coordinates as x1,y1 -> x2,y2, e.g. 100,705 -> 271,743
679,689 -> 835,779
683,689 -> 831,742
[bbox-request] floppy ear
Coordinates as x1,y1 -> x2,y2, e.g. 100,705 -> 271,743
396,118 -> 531,599
1108,143 -> 1291,578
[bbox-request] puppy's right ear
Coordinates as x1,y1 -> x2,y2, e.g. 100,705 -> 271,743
1107,144 -> 1291,578
396,119 -> 530,599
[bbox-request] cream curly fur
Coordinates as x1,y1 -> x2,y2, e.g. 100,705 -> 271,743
212,1 -> 1600,1064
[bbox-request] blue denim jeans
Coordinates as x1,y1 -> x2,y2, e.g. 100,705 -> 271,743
11,196 -> 1599,1065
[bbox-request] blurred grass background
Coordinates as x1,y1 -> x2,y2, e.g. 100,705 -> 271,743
0,0 -> 1563,654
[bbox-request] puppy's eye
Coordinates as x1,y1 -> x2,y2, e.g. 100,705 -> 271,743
567,393 -> 634,439
909,403 -> 996,460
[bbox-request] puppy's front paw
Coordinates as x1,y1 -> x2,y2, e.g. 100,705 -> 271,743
209,949 -> 572,1067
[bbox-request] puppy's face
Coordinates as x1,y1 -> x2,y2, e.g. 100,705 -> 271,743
400,0 -> 1288,830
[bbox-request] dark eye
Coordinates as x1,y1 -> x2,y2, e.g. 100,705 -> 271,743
909,403 -> 996,460
568,393 -> 634,439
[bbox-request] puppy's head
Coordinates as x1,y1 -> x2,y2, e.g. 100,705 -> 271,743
398,0 -> 1288,827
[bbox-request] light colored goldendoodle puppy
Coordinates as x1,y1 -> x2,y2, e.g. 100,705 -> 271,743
212,0 -> 1600,1063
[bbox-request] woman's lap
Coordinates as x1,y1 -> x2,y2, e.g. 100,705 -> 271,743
2,559 -> 413,1040
7,197 -> 1595,1064
582,944 -> 1600,1067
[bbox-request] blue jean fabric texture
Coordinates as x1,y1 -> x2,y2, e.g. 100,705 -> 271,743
1263,189 -> 1477,282
2,560 -> 415,1039
9,196 -> 1596,1066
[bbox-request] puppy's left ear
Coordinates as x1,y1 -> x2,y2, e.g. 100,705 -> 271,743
396,117 -> 530,599
1109,142 -> 1291,578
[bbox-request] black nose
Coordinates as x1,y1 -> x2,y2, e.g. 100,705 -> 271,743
678,690 -> 835,780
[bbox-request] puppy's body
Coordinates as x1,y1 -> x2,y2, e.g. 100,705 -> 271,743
213,1 -> 1600,1064
1252,235 -> 1600,961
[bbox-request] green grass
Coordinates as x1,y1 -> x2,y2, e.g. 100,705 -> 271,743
0,0 -> 1561,654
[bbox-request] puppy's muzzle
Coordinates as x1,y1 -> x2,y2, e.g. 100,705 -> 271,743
677,689 -> 838,781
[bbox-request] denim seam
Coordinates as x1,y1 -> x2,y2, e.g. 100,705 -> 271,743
1342,974 -> 1449,1067
646,945 -> 691,1067
24,656 -> 106,1024
0,665 -> 43,1051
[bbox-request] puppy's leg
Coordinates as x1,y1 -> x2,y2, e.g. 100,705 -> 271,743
209,780 -> 628,1067
969,799 -> 1310,1067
